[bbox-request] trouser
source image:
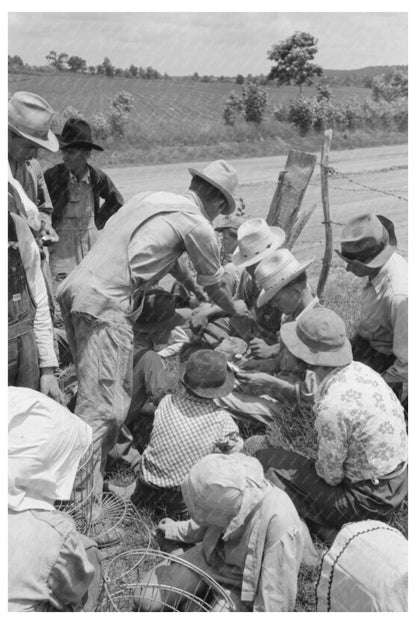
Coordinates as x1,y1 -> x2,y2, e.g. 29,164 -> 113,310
256,447 -> 408,530
8,328 -> 40,390
63,311 -> 133,516
135,543 -> 247,612
131,479 -> 187,517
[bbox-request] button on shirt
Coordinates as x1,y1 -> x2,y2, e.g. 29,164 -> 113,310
138,393 -> 243,488
314,361 -> 407,486
356,252 -> 408,387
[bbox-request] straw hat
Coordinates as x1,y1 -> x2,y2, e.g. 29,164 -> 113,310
336,213 -> 397,269
280,307 -> 352,367
255,249 -> 314,308
188,160 -> 238,215
8,91 -> 59,152
232,218 -> 286,268
181,349 -> 234,399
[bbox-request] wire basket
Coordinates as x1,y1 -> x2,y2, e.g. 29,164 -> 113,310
101,548 -> 236,612
55,442 -> 94,534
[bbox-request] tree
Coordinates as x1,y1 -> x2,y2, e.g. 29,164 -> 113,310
371,69 -> 408,102
88,65 -> 96,75
267,31 -> 323,93
129,64 -> 138,77
67,56 -> 87,73
8,54 -> 24,68
236,74 -> 244,85
102,57 -> 115,77
46,51 -> 68,71
192,72 -> 200,81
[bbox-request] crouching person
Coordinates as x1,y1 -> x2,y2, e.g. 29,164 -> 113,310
8,386 -> 102,612
135,453 -> 304,612
110,350 -> 243,516
255,308 -> 408,537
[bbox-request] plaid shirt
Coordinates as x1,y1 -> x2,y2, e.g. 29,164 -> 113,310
138,393 -> 243,488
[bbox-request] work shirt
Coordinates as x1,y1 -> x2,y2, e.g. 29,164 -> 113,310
8,509 -> 94,611
49,169 -> 97,278
9,157 -> 53,227
57,191 -> 224,323
356,252 -> 408,387
314,361 -> 408,486
9,213 -> 57,368
164,485 -> 303,611
238,270 -> 282,342
138,393 -> 243,488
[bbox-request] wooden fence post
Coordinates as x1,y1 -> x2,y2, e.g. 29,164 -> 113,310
317,129 -> 333,299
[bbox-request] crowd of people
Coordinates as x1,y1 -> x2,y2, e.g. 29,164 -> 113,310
8,91 -> 408,612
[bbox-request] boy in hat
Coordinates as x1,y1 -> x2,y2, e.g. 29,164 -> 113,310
135,453 -> 304,612
110,349 -> 243,516
255,308 -> 408,537
336,213 -> 407,405
44,118 -> 123,290
56,159 -> 250,525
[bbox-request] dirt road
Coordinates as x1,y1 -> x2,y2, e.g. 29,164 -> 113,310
105,144 -> 408,261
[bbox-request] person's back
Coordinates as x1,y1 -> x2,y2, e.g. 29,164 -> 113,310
8,507 -> 94,611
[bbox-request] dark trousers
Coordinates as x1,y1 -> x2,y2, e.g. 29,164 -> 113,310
256,447 -> 408,530
132,479 -> 187,518
8,329 -> 40,390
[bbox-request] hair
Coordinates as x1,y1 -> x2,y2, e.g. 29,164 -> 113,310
189,175 -> 227,207
222,227 -> 238,239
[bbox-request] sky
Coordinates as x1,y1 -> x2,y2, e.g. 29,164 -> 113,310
8,9 -> 408,76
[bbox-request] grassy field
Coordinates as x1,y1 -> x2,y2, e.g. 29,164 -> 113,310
9,72 -> 407,166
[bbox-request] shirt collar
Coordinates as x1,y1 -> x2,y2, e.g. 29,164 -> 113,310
69,168 -> 90,184
368,254 -> 394,294
183,190 -> 211,222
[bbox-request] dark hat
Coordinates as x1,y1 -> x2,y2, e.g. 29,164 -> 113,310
214,215 -> 245,232
336,213 -> 396,269
181,349 -> 235,399
280,307 -> 352,367
134,289 -> 191,331
58,118 -> 103,151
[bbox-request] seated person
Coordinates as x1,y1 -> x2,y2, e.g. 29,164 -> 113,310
254,308 -> 408,536
135,453 -> 304,612
191,218 -> 285,348
110,289 -> 191,474
336,213 -> 407,406
8,386 -> 101,612
214,249 -> 317,423
110,350 -> 243,516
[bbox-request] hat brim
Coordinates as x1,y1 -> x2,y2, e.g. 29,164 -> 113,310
280,321 -> 353,367
336,214 -> 397,269
232,227 -> 286,268
181,368 -> 235,399
188,167 -> 236,215
59,139 -> 104,152
9,123 -> 59,153
256,256 -> 315,308
134,308 -> 191,332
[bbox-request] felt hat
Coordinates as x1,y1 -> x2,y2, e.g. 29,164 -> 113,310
8,91 -> 59,152
181,349 -> 234,399
215,215 -> 245,232
255,249 -> 314,308
134,289 -> 191,331
280,307 -> 352,367
188,159 -> 238,215
58,118 -> 104,151
232,218 -> 286,268
336,213 -> 396,269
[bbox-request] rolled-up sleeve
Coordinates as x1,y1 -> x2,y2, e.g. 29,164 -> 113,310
183,221 -> 224,287
164,519 -> 208,544
382,294 -> 408,387
14,216 -> 58,368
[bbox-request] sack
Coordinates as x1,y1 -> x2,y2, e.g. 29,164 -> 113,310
316,520 -> 407,612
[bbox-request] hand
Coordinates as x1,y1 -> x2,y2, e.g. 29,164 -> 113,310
192,285 -> 208,303
157,517 -> 175,537
240,357 -> 277,373
235,371 -> 278,395
190,302 -> 215,333
232,299 -> 249,317
40,369 -> 65,404
249,338 -> 280,359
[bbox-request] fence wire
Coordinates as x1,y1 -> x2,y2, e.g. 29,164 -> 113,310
321,165 -> 408,202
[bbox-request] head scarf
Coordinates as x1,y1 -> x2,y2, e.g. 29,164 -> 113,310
8,387 -> 92,512
181,453 -> 271,540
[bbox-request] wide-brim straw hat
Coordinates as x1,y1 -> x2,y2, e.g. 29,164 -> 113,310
58,117 -> 104,151
280,307 -> 353,367
335,213 -> 396,269
181,349 -> 235,399
8,91 -> 59,152
188,159 -> 238,215
232,218 -> 286,268
256,249 -> 315,308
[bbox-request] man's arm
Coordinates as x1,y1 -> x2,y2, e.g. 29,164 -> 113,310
314,402 -> 348,485
382,295 -> 408,389
95,169 -> 124,229
170,257 -> 207,302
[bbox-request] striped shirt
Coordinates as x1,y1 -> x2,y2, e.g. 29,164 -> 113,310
138,393 -> 243,488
